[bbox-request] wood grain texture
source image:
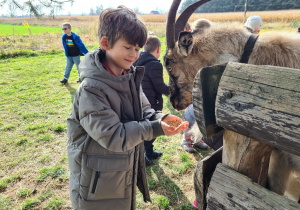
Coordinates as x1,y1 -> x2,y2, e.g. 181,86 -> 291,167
206,163 -> 300,210
215,62 -> 300,156
194,147 -> 222,210
223,129 -> 272,186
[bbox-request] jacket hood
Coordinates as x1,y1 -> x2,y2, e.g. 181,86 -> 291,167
134,51 -> 158,66
79,48 -> 144,92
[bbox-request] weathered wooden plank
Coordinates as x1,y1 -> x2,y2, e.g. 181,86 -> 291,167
215,62 -> 300,156
194,147 -> 222,210
222,129 -> 272,186
192,63 -> 226,139
206,163 -> 300,210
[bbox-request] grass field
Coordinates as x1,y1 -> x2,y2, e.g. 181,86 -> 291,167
0,10 -> 299,209
0,24 -> 62,36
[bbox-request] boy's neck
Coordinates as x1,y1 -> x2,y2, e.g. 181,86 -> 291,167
102,59 -> 124,77
67,32 -> 72,36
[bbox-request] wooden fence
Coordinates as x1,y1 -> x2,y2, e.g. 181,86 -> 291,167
192,62 -> 300,209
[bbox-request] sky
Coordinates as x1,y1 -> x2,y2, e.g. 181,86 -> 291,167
65,0 -> 174,15
0,0 -> 175,16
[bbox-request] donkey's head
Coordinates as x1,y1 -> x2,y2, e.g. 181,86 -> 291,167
164,0 -> 213,110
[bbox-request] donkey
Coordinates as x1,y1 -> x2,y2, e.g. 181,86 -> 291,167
164,0 -> 300,203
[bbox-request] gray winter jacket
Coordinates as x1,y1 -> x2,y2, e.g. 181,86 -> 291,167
67,49 -> 166,210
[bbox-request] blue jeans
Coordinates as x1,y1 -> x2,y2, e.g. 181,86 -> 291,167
64,56 -> 80,80
184,104 -> 195,129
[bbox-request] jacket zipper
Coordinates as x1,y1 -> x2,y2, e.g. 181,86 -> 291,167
91,171 -> 100,194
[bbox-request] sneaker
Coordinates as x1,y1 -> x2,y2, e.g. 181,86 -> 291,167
77,79 -> 82,83
145,155 -> 152,167
181,139 -> 195,153
193,141 -> 208,150
60,78 -> 68,84
145,150 -> 163,160
192,199 -> 198,209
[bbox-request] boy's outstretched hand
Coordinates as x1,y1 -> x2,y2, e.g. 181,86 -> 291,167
161,115 -> 189,136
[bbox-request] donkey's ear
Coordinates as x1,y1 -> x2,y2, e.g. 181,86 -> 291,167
177,31 -> 194,56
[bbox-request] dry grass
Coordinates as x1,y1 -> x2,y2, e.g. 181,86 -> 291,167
0,9 -> 299,43
1,9 -> 299,25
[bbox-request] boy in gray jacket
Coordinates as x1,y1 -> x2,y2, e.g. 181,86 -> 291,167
67,6 -> 188,210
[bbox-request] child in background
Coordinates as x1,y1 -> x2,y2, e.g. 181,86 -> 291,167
184,22 -> 192,32
244,16 -> 263,34
133,36 -> 170,166
67,6 -> 188,210
181,104 -> 208,153
60,22 -> 88,84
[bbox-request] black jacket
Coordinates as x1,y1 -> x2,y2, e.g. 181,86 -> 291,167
134,52 -> 170,111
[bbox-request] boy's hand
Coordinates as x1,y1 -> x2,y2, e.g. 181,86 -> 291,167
161,115 -> 189,136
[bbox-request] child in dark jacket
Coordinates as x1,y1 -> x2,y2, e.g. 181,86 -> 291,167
133,36 -> 170,166
60,22 -> 88,84
67,6 -> 188,210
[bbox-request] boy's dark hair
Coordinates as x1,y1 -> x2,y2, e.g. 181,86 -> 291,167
144,36 -> 161,53
98,6 -> 147,48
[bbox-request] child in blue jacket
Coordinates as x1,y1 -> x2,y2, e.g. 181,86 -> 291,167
60,22 -> 88,84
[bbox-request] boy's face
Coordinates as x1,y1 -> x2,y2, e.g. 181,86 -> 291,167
104,38 -> 141,71
62,26 -> 71,34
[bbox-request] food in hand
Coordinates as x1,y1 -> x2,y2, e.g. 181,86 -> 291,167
167,120 -> 182,128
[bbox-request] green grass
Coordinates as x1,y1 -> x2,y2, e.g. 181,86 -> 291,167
0,174 -> 21,190
17,188 -> 32,198
0,196 -> 14,209
37,165 -> 66,182
0,24 -> 62,36
43,198 -> 65,209
19,197 -> 41,209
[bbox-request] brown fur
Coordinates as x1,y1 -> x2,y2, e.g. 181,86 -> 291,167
164,20 -> 300,202
164,22 -> 300,110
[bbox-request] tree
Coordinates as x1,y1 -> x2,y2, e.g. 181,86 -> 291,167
178,0 -> 195,13
178,0 -> 300,13
95,5 -> 103,15
0,0 -> 74,17
89,7 -> 95,16
48,1 -> 64,19
133,7 -> 142,15
7,1 -> 18,17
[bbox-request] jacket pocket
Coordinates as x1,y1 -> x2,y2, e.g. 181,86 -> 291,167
86,154 -> 130,200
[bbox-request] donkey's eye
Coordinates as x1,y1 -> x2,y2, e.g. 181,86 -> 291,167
167,66 -> 172,71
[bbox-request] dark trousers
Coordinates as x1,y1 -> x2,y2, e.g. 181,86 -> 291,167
144,138 -> 155,154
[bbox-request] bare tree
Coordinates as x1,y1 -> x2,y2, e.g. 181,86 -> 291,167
95,5 -> 103,15
89,7 -> 94,16
0,0 -> 74,17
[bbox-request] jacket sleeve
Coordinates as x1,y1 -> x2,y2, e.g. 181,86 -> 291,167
62,34 -> 68,57
140,90 -> 165,138
75,36 -> 88,55
77,86 -> 154,153
149,62 -> 170,96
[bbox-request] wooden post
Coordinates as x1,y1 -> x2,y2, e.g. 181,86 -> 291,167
215,62 -> 300,156
194,147 -> 222,210
222,129 -> 272,186
206,163 -> 300,210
